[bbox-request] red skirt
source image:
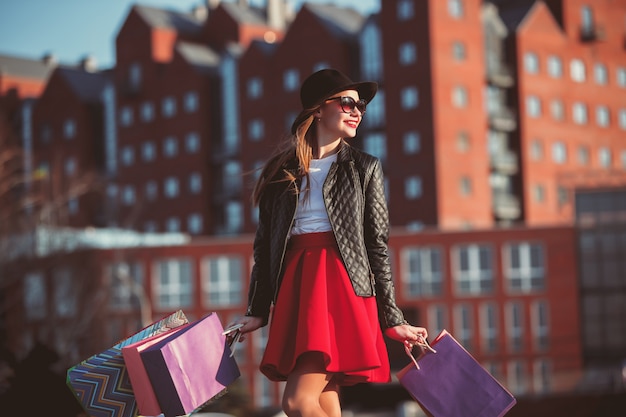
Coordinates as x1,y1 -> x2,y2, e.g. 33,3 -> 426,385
260,232 -> 390,385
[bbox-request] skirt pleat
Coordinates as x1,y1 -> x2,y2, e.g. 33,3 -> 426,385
260,232 -> 391,385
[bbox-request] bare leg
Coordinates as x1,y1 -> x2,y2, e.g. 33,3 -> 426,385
319,378 -> 341,417
282,352 -> 336,417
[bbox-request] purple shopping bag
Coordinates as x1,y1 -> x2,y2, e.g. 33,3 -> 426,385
397,330 -> 516,417
140,312 -> 240,417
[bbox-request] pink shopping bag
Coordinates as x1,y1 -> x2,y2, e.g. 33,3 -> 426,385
139,312 -> 240,417
397,329 -> 516,417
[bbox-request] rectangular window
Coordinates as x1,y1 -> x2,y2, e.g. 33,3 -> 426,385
363,133 -> 387,162
53,267 -> 77,318
594,63 -> 608,85
247,77 -> 263,99
183,91 -> 199,113
531,300 -> 549,351
399,42 -> 417,65
452,86 -> 468,108
283,68 -> 300,92
201,256 -> 243,307
161,96 -> 177,118
448,0 -> 464,18
428,304 -> 448,336
572,102 -> 588,124
526,96 -> 541,118
504,242 -> 545,293
63,119 -> 76,139
24,272 -> 46,320
552,141 -> 567,164
454,304 -> 473,350
452,41 -> 466,60
397,0 -> 415,21
105,262 -> 144,310
524,52 -> 539,74
152,259 -> 194,309
533,359 -> 551,394
507,360 -> 528,395
453,244 -> 494,295
570,59 -> 586,82
617,68 -> 626,87
547,55 -> 562,78
142,141 -> 156,162
405,176 -> 422,200
479,303 -> 499,353
403,131 -> 421,154
141,101 -> 154,122
596,105 -> 610,127
401,86 -> 419,109
402,246 -> 443,297
505,302 -> 524,352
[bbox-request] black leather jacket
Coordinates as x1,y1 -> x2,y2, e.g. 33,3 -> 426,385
246,141 -> 407,330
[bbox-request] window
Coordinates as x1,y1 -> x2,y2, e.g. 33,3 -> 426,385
577,146 -> 589,165
248,119 -> 265,141
594,63 -> 608,85
164,177 -> 179,198
105,262 -> 144,310
53,268 -> 77,317
362,90 -> 385,128
456,131 -> 470,152
64,157 -> 77,176
166,217 -> 180,232
402,247 -> 443,297
225,201 -> 243,233
454,304 -> 473,350
397,0 -> 415,20
530,139 -> 543,161
572,102 -> 588,124
144,221 -> 157,232
452,86 -> 468,108
459,176 -> 472,196
524,52 -> 539,74
621,151 -> 626,169
403,131 -> 421,154
526,96 -> 541,118
401,86 -> 419,109
504,242 -> 545,293
183,91 -> 199,113
119,106 -> 133,127
620,109 -> 626,130
142,141 -> 156,162
547,55 -> 562,78
68,198 -> 78,215
141,101 -> 154,122
163,136 -> 178,158
202,256 -> 243,307
145,181 -> 158,200
581,5 -> 594,32
189,172 -> 202,194
599,147 -> 612,168
223,161 -> 242,191
531,301 -> 549,351
128,62 -> 142,91
532,184 -> 545,203
360,23 -> 383,80
448,0 -> 464,18
405,176 -> 422,199
454,244 -> 493,295
428,305 -> 448,336
63,119 -> 76,139
122,185 -> 135,205
480,303 -> 499,353
363,133 -> 387,162
24,272 -> 46,320
120,146 -> 134,166
188,213 -> 203,234
152,259 -> 194,309
247,77 -> 263,99
507,360 -> 528,395
550,99 -> 564,120
552,141 -> 567,164
618,68 -> 626,87
533,359 -> 551,394
570,59 -> 586,82
185,132 -> 200,153
283,69 -> 299,92
506,302 -> 524,352
399,42 -> 417,65
452,41 -> 466,61
596,105 -> 610,127
162,96 -> 177,118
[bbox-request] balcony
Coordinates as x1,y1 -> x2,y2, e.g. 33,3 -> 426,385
490,151 -> 518,175
492,193 -> 521,221
580,25 -> 606,43
486,64 -> 514,88
488,107 -> 517,132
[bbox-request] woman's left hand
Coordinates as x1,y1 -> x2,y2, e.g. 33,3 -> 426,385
384,324 -> 428,348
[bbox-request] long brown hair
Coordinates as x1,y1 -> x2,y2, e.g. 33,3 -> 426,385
251,112 -> 318,206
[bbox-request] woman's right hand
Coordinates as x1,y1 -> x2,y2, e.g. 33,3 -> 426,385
228,316 -> 264,342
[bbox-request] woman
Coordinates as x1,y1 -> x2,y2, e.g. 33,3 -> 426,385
230,68 -> 428,417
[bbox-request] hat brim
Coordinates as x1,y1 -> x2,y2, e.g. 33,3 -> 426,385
290,81 -> 378,134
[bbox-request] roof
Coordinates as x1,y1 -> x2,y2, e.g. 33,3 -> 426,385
0,53 -> 56,80
220,2 -> 268,26
305,3 -> 366,40
134,4 -> 203,34
176,42 -> 220,73
489,0 -> 537,31
57,66 -> 110,103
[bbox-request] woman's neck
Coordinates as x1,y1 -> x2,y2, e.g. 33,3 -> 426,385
316,137 -> 342,159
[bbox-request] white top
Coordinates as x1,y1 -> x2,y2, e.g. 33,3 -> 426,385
291,154 -> 337,235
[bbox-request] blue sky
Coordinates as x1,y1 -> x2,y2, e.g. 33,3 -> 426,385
0,0 -> 379,69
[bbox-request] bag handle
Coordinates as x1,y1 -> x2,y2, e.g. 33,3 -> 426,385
404,336 -> 437,370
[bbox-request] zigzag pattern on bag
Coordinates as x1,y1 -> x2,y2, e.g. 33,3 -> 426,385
68,348 -> 137,417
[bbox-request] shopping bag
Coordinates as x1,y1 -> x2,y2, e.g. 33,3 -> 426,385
139,312 -> 241,417
66,310 -> 188,417
122,324 -> 191,416
397,329 -> 516,417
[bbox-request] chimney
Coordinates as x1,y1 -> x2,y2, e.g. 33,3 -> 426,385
41,53 -> 57,67
191,4 -> 208,20
80,55 -> 97,72
207,0 -> 220,10
267,0 -> 286,30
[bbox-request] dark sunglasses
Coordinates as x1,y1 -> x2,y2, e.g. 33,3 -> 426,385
325,96 -> 367,114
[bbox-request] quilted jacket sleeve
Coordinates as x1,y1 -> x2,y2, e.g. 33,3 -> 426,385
363,159 -> 407,330
246,191 -> 273,326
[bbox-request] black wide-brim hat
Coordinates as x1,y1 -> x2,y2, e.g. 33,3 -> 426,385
290,68 -> 378,134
